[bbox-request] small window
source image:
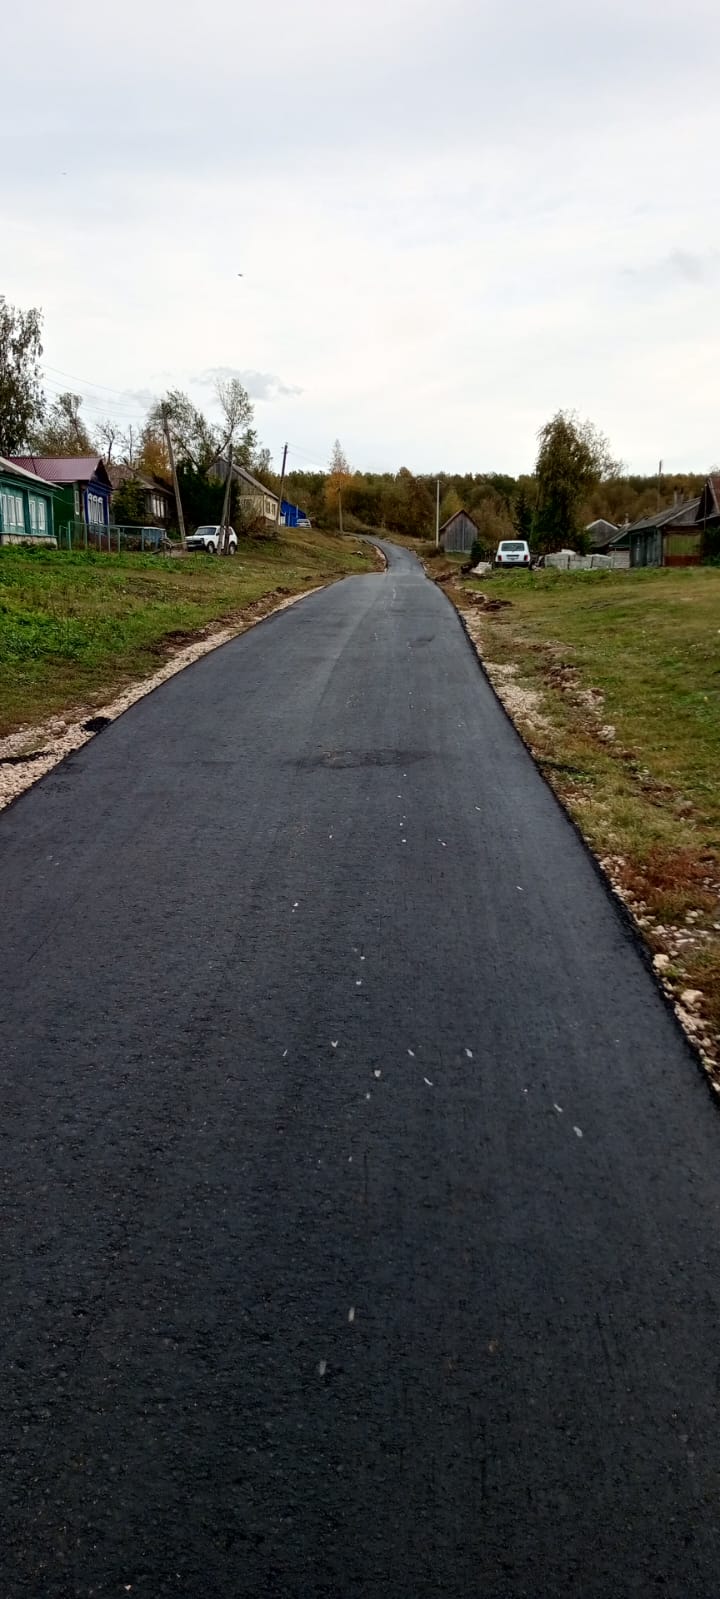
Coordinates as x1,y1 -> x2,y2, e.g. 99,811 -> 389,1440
29,498 -> 37,530
74,487 -> 80,515
38,500 -> 46,531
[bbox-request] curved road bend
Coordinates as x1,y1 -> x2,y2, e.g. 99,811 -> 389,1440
2,540 -> 720,1597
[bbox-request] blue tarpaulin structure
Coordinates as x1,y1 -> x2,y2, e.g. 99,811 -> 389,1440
281,499 -> 309,528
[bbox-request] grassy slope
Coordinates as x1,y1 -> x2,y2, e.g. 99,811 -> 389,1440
0,531 -> 376,736
456,565 -> 720,1046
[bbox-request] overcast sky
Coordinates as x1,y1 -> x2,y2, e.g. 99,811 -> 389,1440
3,0 -> 719,475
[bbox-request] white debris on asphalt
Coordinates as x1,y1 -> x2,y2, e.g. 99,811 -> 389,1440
573,1126 -> 583,1139
373,1069 -> 381,1078
348,1307 -> 356,1323
408,1049 -> 415,1058
331,1041 -> 338,1049
465,1048 -> 473,1059
318,1360 -> 327,1377
424,1077 -> 434,1087
553,1104 -> 563,1114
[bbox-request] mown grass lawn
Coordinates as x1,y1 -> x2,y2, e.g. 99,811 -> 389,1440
0,531 -> 376,736
457,565 -> 720,1047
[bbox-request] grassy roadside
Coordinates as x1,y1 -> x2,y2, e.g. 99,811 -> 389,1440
0,531 -> 377,737
449,565 -> 720,1069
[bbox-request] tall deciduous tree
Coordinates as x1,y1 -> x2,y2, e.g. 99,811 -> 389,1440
31,391 -> 93,455
0,297 -> 45,454
215,377 -> 254,453
326,439 -> 351,531
147,390 -> 217,471
534,410 -> 619,552
95,418 -> 119,464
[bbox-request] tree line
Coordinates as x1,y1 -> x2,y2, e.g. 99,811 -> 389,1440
0,294 -> 708,547
290,422 -> 706,553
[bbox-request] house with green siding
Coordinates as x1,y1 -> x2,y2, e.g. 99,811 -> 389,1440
0,456 -> 56,545
7,456 -> 112,540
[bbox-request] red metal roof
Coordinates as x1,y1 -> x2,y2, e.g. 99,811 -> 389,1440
8,456 -> 107,485
0,457 -> 60,486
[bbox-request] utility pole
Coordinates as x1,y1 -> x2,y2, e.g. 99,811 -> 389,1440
219,444 -> 234,554
162,406 -> 187,550
276,441 -> 288,536
657,458 -> 663,512
338,489 -> 343,536
435,479 -> 441,547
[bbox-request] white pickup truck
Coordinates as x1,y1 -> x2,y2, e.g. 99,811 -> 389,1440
186,524 -> 238,555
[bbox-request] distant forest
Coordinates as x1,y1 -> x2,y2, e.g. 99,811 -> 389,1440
284,464 -> 707,550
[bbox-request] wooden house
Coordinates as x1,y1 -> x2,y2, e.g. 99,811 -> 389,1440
696,474 -> 720,556
627,498 -> 702,568
8,456 -> 112,538
586,518 -> 619,552
0,455 -> 56,545
211,456 -> 279,525
108,465 -> 174,526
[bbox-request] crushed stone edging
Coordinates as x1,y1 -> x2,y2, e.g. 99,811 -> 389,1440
0,588 -> 319,814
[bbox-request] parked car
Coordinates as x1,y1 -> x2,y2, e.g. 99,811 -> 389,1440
297,517 -> 312,529
186,524 -> 238,555
495,539 -> 531,569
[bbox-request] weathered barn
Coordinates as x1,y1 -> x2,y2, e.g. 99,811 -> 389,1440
627,498 -> 701,568
440,509 -> 479,554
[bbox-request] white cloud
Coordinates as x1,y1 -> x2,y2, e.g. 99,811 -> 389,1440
194,367 -> 302,401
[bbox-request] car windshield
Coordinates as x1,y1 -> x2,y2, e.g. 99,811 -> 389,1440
500,541 -> 526,550
194,527 -> 218,535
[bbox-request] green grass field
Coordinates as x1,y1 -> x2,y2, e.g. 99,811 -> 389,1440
0,532 -> 376,736
458,565 -> 720,1042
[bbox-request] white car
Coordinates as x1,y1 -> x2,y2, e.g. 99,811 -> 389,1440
495,539 -> 531,569
186,525 -> 238,555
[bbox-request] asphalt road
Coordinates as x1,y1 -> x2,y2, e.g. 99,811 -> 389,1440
2,541 -> 720,1598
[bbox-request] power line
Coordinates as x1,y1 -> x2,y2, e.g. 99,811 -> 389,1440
42,362 -> 153,400
286,442 -> 327,471
40,378 -> 150,425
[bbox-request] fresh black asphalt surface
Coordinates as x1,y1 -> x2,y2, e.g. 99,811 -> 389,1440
2,541 -> 720,1597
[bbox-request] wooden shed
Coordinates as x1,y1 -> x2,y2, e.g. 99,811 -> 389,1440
440,509 -> 479,554
627,498 -> 701,568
